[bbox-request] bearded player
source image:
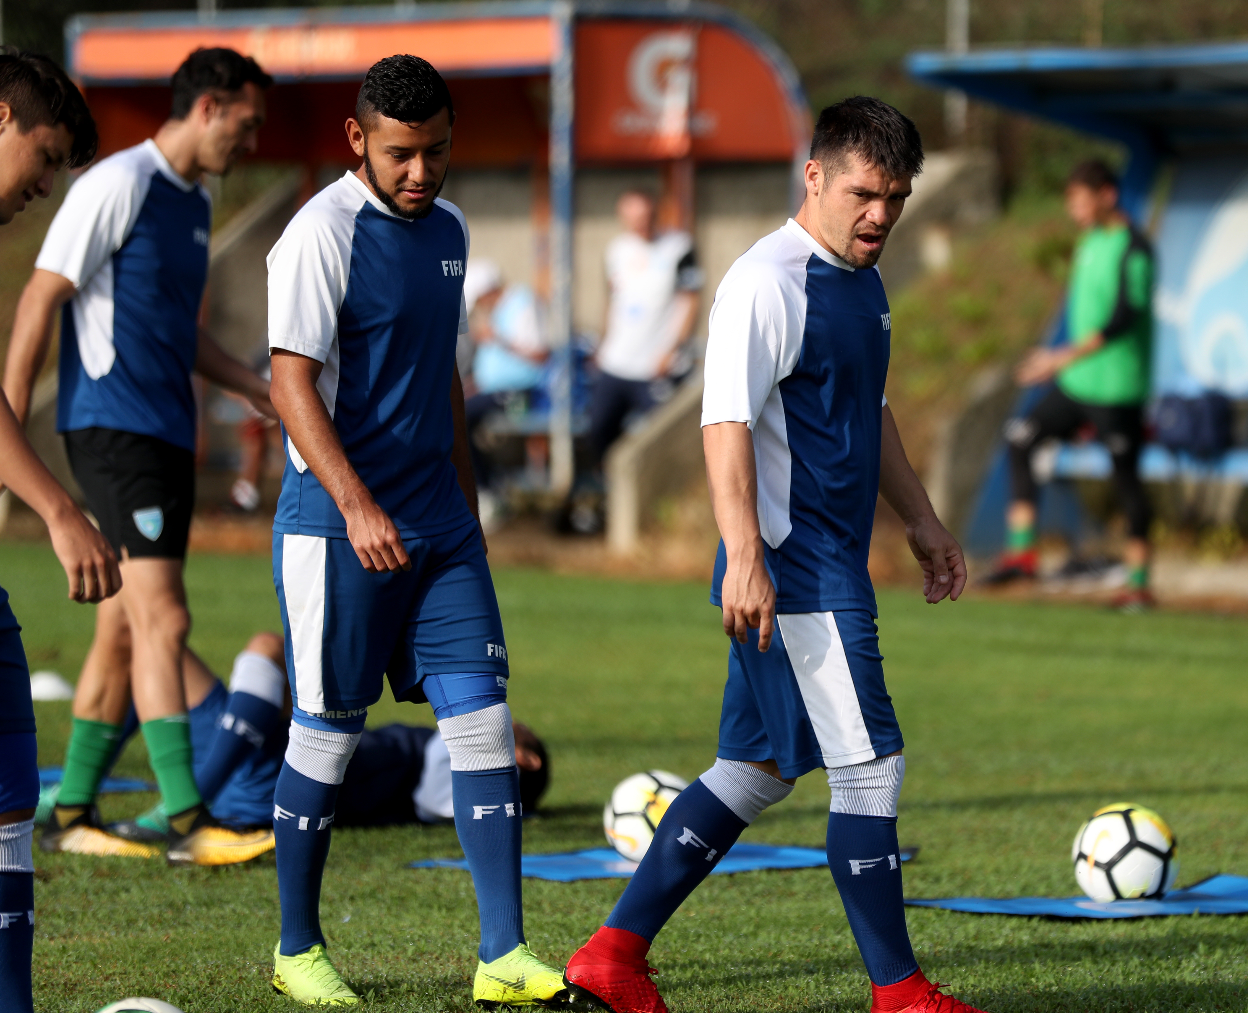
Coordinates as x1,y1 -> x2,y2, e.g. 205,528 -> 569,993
0,46 -> 122,1012
563,97 -> 987,1013
265,55 -> 566,1006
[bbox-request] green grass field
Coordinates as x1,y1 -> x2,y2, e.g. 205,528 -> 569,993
4,541 -> 1247,1012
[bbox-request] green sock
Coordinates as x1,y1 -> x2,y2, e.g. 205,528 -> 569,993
1128,564 -> 1148,591
135,800 -> 169,835
58,718 -> 124,807
140,716 -> 202,817
1007,523 -> 1036,552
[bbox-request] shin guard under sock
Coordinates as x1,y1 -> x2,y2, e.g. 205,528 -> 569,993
451,766 -> 524,962
826,812 -> 918,986
274,762 -> 338,956
605,779 -> 747,942
0,871 -> 34,1013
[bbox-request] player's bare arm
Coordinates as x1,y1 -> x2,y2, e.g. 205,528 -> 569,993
196,330 -> 275,419
449,362 -> 484,545
878,404 -> 966,604
703,420 -> 776,651
3,268 -> 75,424
269,348 -> 410,573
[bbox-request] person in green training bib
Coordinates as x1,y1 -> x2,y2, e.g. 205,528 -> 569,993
988,159 -> 1154,610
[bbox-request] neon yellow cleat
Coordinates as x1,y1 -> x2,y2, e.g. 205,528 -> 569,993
40,806 -> 160,859
272,942 -> 360,1006
474,943 -> 570,1009
167,823 -> 275,867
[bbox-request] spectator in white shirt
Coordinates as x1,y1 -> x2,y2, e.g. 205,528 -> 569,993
590,189 -> 702,467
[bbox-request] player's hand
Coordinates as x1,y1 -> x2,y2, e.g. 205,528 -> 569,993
48,506 -> 122,603
1015,347 -> 1062,386
247,390 -> 279,421
344,498 -> 411,573
906,514 -> 966,604
719,544 -> 776,651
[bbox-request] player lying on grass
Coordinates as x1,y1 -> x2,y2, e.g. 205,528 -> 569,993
562,97 -> 984,1013
0,46 -> 122,1013
4,47 -> 277,866
265,54 -> 565,1006
36,632 -> 550,840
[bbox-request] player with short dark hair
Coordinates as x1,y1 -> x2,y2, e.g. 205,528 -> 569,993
265,53 -> 565,1006
0,45 -> 120,1013
564,96 -> 986,1013
3,45 -> 276,865
987,158 -> 1155,609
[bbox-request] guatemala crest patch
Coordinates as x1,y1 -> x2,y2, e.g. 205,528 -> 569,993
132,506 -> 164,542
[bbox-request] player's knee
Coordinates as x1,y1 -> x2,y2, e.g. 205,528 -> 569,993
699,758 -> 794,825
229,646 -> 287,708
134,600 -> 190,646
243,631 -> 286,668
827,754 -> 905,817
438,702 -> 515,772
0,818 -> 35,874
284,722 -> 361,786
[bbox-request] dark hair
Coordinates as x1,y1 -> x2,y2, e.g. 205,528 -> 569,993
1067,159 -> 1118,192
517,735 -> 549,814
810,96 -> 924,179
170,47 -> 272,120
356,54 -> 454,130
0,47 -> 97,168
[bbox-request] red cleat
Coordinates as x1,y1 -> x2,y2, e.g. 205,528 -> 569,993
871,969 -> 991,1013
563,927 -> 668,1013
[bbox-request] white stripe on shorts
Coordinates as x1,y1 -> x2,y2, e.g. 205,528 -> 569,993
776,612 -> 878,769
281,533 -> 327,713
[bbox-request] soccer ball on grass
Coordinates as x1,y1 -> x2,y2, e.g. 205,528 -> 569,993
95,1001 -> 185,1013
1072,802 -> 1177,901
603,770 -> 688,862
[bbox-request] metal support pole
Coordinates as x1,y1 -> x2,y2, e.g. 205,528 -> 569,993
548,1 -> 575,495
945,0 -> 969,143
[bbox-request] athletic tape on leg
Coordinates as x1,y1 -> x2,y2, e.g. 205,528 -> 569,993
284,722 -> 361,786
439,703 -> 515,772
827,755 -> 905,817
0,821 -> 34,874
228,651 -> 286,707
699,758 -> 794,825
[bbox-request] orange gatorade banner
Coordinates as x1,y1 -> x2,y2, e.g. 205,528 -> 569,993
72,16 -> 553,82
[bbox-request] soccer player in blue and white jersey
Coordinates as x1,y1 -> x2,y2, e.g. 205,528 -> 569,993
0,47 -> 122,1013
4,47 -> 276,866
564,98 -> 985,1013
265,55 -> 566,1007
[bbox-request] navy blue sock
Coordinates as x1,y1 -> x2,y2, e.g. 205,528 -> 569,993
825,813 -> 918,985
451,767 -> 525,962
0,871 -> 34,1013
196,691 -> 283,803
605,779 -> 747,941
273,762 -> 338,956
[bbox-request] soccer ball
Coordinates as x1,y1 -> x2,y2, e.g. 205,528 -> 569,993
1072,802 -> 1178,901
603,770 -> 688,862
95,1002 -> 184,1013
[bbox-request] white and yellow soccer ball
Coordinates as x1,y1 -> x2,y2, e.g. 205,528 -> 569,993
1072,802 -> 1178,901
603,770 -> 689,862
96,1001 -> 185,1013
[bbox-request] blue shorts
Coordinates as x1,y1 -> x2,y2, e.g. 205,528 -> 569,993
0,588 -> 39,813
718,610 -> 903,780
273,518 -> 509,731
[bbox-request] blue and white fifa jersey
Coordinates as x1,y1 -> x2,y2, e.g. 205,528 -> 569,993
267,172 -> 473,538
37,140 -> 212,452
703,218 -> 892,615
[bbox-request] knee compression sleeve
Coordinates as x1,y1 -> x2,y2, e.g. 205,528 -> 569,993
284,722 -> 361,786
0,821 -> 34,874
438,702 -> 515,772
698,758 -> 794,824
827,755 -> 905,817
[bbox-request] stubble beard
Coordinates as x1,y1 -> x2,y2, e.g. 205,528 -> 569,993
362,148 -> 445,221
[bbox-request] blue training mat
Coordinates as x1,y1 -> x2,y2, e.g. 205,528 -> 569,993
412,844 -> 917,882
38,767 -> 155,794
906,874 -> 1248,919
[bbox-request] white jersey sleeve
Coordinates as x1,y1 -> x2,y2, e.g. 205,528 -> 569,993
35,154 -> 149,289
701,259 -> 806,429
435,197 -> 472,339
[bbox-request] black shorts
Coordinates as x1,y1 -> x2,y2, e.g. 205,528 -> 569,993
64,427 -> 195,560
